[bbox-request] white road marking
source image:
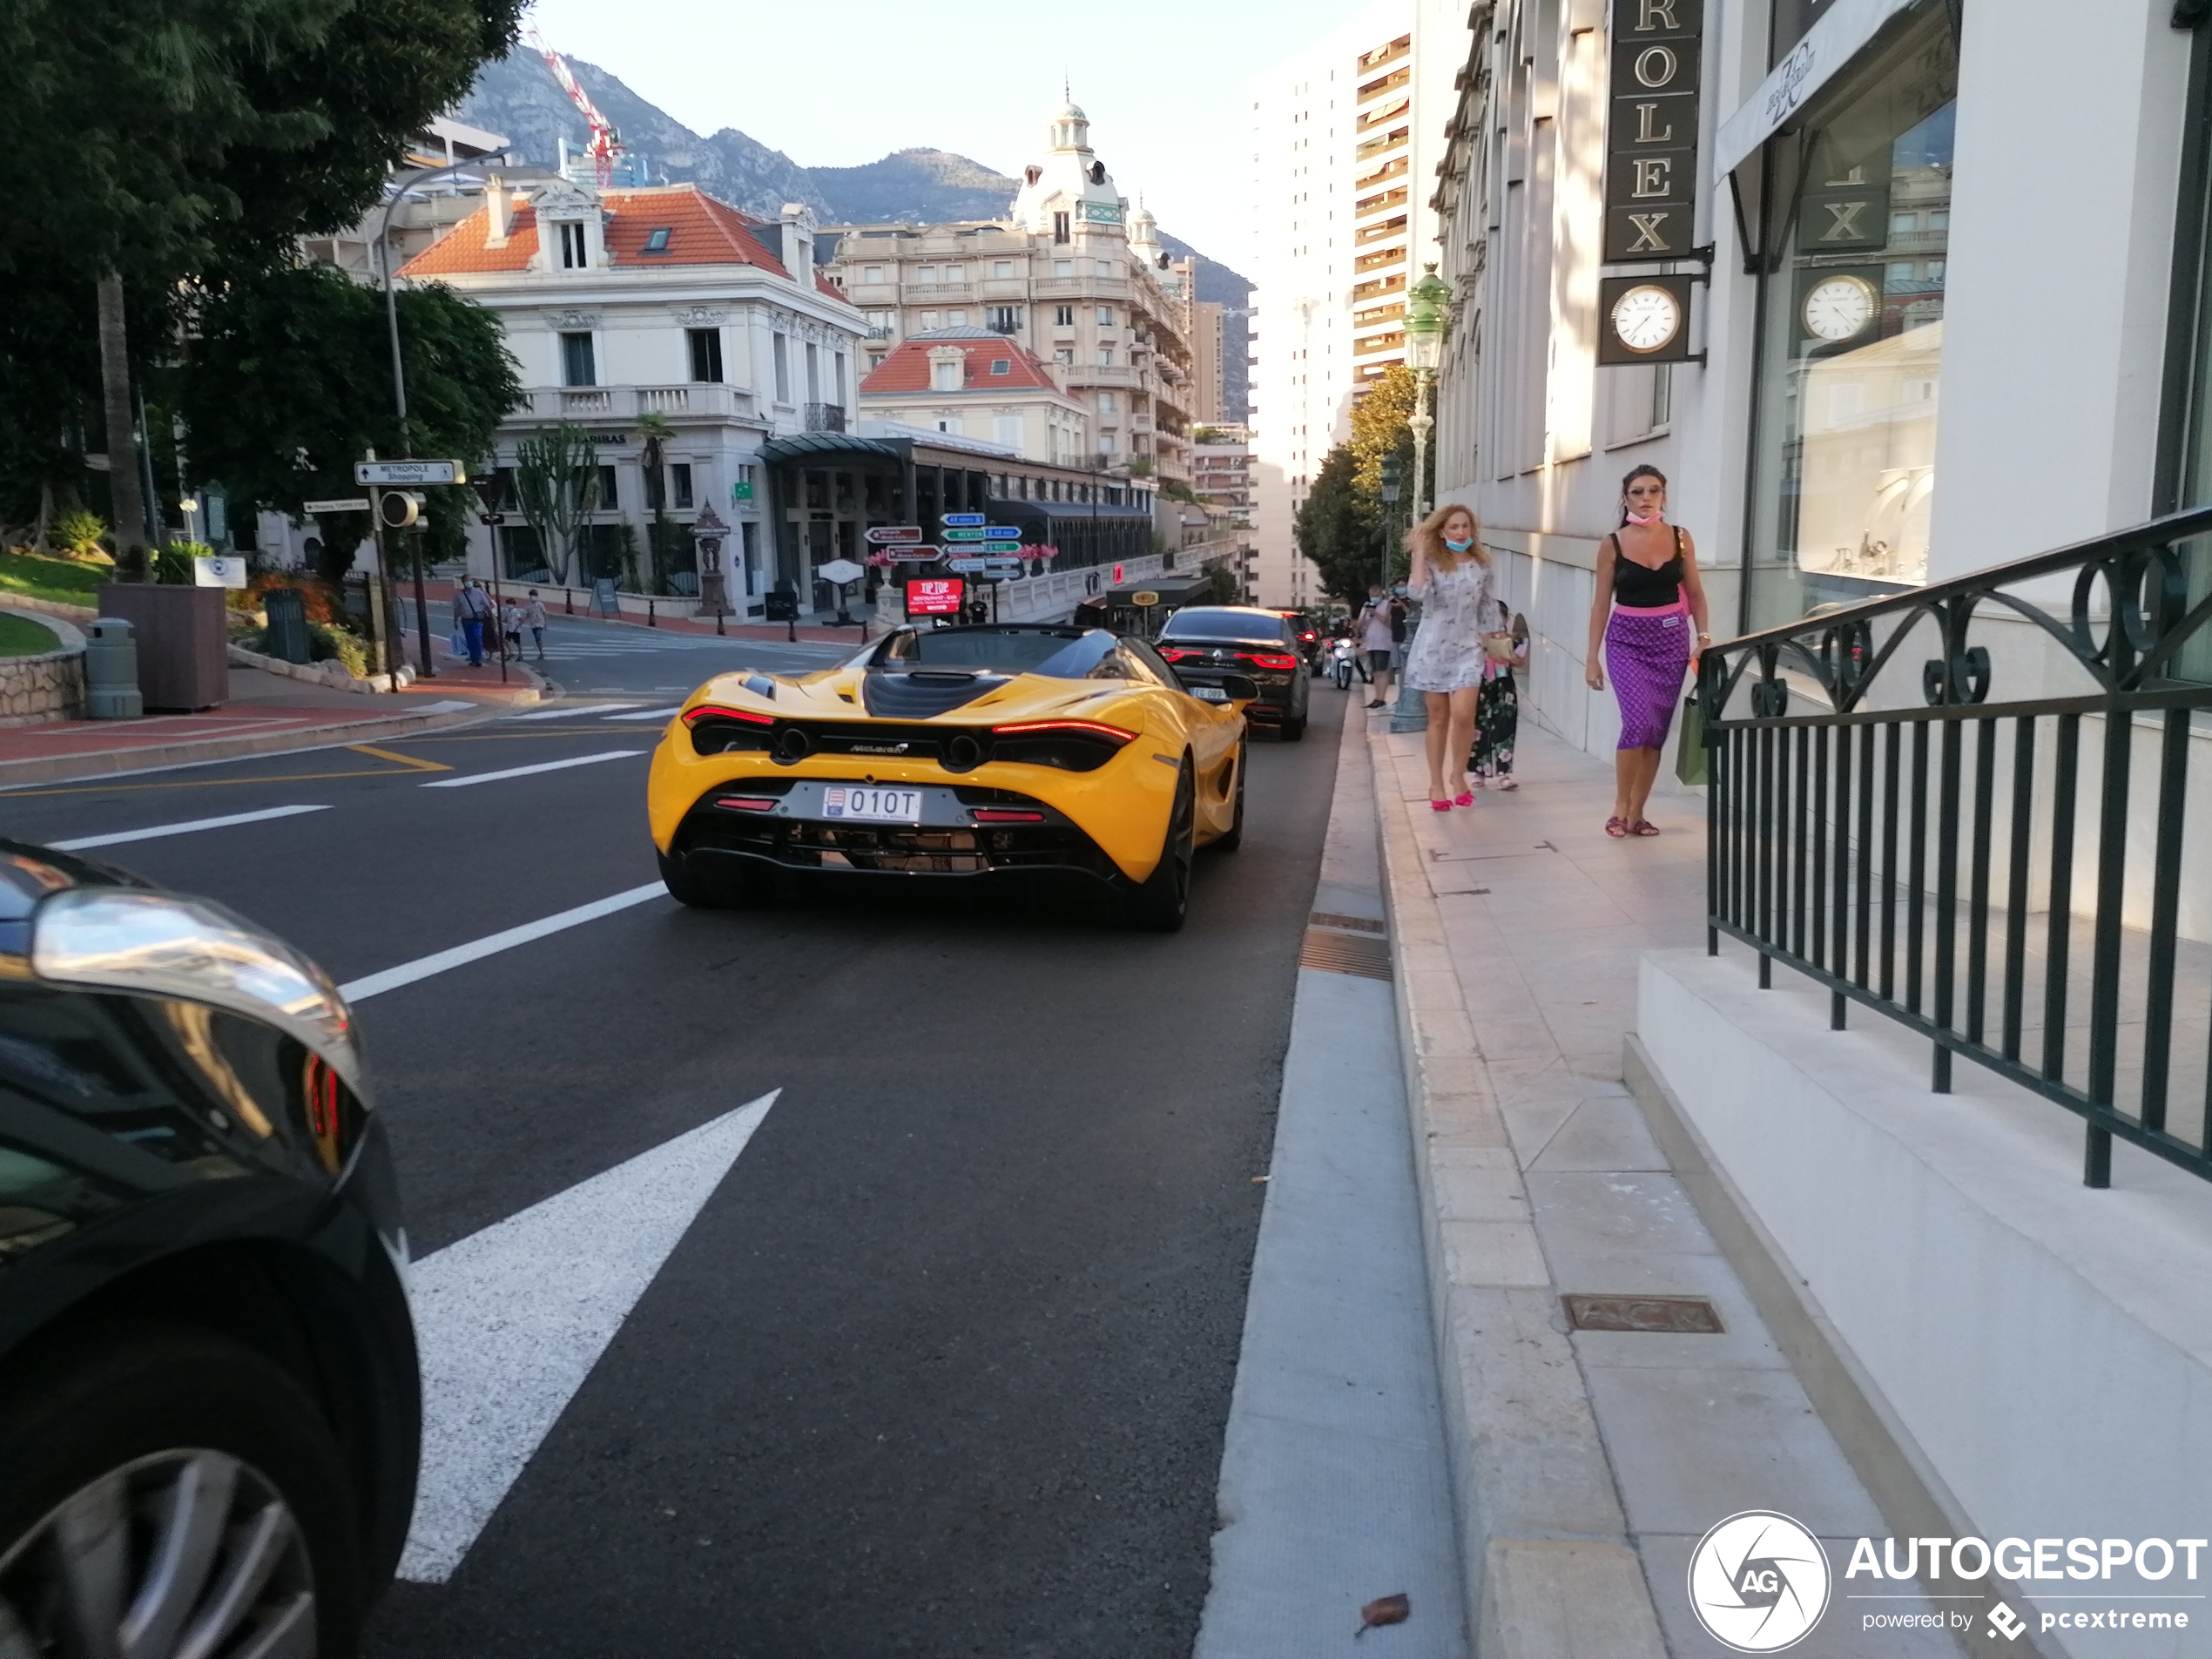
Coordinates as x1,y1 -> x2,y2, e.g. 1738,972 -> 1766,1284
338,880 -> 665,1001
419,750 -> 644,789
508,702 -> 634,722
397,1089 -> 780,1583
604,705 -> 686,721
50,804 -> 332,851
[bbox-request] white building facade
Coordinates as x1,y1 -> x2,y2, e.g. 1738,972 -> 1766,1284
1433,0 -> 2212,757
1244,1 -> 1470,609
397,178 -> 868,617
820,102 -> 1197,492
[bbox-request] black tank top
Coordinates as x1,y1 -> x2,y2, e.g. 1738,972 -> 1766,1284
1610,527 -> 1683,607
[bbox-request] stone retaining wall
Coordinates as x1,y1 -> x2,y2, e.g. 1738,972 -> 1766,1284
0,648 -> 86,727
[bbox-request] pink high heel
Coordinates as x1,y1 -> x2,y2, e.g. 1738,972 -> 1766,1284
1430,797 -> 1452,812
1453,790 -> 1474,807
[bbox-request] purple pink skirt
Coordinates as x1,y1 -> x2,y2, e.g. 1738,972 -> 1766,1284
1606,602 -> 1691,750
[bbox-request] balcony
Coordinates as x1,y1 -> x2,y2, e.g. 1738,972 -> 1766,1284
1066,364 -> 1139,386
842,282 -> 901,304
526,384 -> 759,422
1033,276 -> 1131,299
905,281 -> 974,299
981,278 -> 1029,298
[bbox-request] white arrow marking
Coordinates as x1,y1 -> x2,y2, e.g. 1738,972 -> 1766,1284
508,702 -> 635,722
397,1089 -> 779,1582
604,704 -> 686,721
51,804 -> 331,850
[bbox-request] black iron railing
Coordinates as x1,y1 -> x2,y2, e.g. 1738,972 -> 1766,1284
1700,505 -> 2212,1187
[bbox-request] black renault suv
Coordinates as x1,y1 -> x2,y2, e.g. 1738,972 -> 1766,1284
0,840 -> 417,1658
1152,605 -> 1313,741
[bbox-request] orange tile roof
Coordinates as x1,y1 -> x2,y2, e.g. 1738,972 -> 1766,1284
400,182 -> 842,289
860,333 -> 1063,395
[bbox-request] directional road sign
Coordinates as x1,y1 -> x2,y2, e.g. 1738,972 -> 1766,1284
884,545 -> 941,561
941,527 -> 985,542
355,460 -> 467,486
866,525 -> 923,543
982,560 -> 1025,576
305,497 -> 372,514
982,540 -> 1023,553
983,526 -> 1022,540
943,512 -> 985,527
946,557 -> 988,573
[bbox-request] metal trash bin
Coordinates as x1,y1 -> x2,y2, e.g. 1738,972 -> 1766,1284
84,618 -> 145,720
263,588 -> 311,664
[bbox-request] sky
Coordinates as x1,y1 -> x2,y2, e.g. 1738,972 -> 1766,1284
514,0 -> 1362,267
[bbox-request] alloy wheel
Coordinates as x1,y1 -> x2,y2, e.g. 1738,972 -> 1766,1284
0,1449 -> 315,1659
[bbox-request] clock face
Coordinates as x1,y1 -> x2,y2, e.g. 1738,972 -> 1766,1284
1802,274 -> 1878,342
1610,285 -> 1682,354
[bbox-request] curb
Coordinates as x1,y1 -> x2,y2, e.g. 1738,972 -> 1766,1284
1364,722 -> 1668,1659
0,698 -> 499,791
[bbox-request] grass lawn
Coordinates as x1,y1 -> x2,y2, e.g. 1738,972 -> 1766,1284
0,550 -> 108,610
0,612 -> 61,658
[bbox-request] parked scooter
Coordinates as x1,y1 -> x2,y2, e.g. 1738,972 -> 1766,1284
1329,636 -> 1368,691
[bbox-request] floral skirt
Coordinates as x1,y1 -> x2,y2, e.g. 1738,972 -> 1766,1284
1472,673 -> 1518,777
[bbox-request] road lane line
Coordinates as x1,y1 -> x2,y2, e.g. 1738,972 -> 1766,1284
346,743 -> 450,772
398,1089 -> 780,1583
338,880 -> 665,1001
51,804 -> 333,851
604,705 -> 685,721
419,750 -> 644,789
509,702 -> 634,722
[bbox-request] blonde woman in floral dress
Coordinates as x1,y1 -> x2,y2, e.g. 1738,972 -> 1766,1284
1402,503 -> 1496,810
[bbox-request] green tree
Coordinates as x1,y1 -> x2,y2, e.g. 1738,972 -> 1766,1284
514,426 -> 602,587
174,263 -> 522,584
0,0 -> 523,562
637,411 -> 675,594
1294,446 -> 1381,606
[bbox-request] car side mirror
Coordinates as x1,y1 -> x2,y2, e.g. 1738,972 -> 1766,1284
1220,673 -> 1259,702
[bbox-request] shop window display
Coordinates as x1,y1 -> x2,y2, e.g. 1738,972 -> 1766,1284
1744,6 -> 1958,631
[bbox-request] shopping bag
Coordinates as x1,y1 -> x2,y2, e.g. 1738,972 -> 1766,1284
448,629 -> 465,658
1675,695 -> 1710,786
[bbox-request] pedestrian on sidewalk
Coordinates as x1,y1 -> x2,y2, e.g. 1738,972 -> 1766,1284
453,578 -> 494,669
525,590 -> 548,660
1401,502 -> 1494,812
499,595 -> 525,661
1471,596 -> 1527,789
1357,583 -> 1400,709
1584,464 -> 1711,839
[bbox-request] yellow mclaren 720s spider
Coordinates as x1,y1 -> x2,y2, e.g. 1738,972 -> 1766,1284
646,623 -> 1259,931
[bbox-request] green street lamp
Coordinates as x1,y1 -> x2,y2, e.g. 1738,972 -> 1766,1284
1405,262 -> 1451,372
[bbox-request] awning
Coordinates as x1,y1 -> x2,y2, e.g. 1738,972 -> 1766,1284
759,433 -> 905,464
1710,0 -> 1925,179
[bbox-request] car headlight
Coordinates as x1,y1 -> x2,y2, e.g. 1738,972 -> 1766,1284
29,888 -> 361,1094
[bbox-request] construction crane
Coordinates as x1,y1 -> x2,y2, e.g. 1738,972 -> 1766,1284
527,27 -> 622,186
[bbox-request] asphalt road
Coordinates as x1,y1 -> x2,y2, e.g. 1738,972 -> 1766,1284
1,635 -> 1352,1659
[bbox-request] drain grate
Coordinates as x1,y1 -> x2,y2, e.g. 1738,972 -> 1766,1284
1308,910 -> 1384,934
1561,1293 -> 1724,1334
1300,928 -> 1393,980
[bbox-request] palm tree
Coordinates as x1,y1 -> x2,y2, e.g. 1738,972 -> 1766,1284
96,273 -> 149,577
636,410 -> 674,595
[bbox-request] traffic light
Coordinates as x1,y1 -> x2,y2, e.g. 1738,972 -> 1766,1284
377,489 -> 424,530
1379,454 -> 1401,505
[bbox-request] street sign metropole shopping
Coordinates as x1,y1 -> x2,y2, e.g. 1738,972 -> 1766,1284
355,460 -> 469,486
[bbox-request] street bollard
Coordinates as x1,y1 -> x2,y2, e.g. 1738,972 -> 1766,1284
564,587 -> 575,615
648,597 -> 658,628
84,617 -> 145,720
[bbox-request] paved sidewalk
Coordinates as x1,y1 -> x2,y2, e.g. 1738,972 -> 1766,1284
1368,715 -> 1951,1657
0,660 -> 538,791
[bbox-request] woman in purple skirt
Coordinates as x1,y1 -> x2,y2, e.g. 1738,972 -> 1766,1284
1583,464 -> 1711,838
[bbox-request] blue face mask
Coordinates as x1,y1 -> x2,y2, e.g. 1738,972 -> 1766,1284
1444,536 -> 1474,553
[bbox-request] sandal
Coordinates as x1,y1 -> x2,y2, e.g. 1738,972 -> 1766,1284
1629,819 -> 1661,837
1453,791 -> 1475,807
1497,778 -> 1518,792
1606,816 -> 1629,838
1431,797 -> 1453,813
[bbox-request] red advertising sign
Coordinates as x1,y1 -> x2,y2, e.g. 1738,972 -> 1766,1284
905,577 -> 966,617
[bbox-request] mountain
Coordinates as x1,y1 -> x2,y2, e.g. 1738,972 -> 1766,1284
460,51 -> 830,219
808,149 -> 1020,225
455,50 -> 1250,418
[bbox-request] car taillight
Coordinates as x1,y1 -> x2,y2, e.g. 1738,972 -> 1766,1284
1249,653 -> 1298,671
1157,647 -> 1197,662
990,719 -> 1137,745
684,704 -> 773,727
714,796 -> 779,813
972,808 -> 1046,823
